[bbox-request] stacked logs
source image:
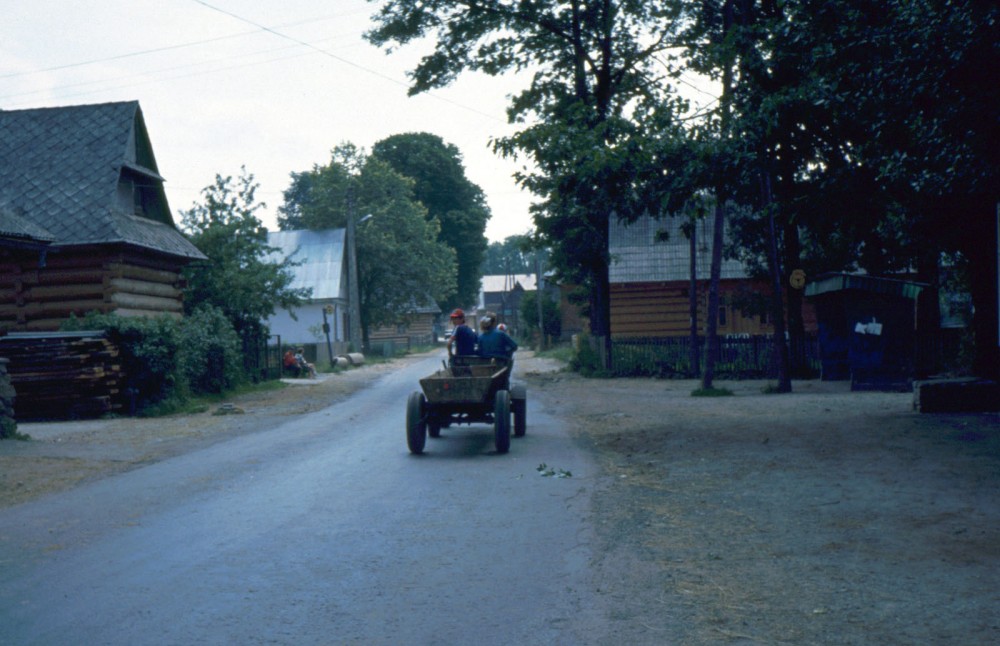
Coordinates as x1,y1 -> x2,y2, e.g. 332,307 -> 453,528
0,331 -> 123,420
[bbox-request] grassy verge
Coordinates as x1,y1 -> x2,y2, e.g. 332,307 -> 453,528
140,380 -> 288,417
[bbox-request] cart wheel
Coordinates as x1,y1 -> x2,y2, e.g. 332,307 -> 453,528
494,389 -> 511,454
512,398 -> 526,437
406,391 -> 427,454
510,386 -> 527,437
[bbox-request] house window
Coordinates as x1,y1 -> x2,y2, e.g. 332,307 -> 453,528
133,185 -> 145,216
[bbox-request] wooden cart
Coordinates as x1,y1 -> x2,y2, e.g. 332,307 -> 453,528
406,356 -> 526,454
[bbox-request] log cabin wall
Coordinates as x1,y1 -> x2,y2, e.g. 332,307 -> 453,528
611,279 -> 816,338
369,312 -> 437,346
1,245 -> 186,332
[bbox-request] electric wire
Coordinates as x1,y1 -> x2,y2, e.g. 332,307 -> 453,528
189,0 -> 505,123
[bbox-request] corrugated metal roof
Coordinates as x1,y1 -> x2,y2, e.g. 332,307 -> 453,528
609,213 -> 749,284
267,229 -> 346,300
805,273 -> 926,300
481,274 -> 537,293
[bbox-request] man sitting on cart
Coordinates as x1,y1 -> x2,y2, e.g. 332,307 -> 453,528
476,312 -> 518,385
446,308 -> 477,367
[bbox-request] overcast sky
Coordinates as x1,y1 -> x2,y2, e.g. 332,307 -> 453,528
2,0 -> 537,242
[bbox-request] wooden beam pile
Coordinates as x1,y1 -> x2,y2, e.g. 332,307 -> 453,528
0,331 -> 123,420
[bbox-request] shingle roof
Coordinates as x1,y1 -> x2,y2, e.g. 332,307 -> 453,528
0,208 -> 54,243
609,213 -> 749,284
267,228 -> 347,300
0,101 -> 204,259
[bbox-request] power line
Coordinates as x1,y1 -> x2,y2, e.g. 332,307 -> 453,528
189,0 -> 505,123
0,34 -> 351,104
0,12 -> 361,80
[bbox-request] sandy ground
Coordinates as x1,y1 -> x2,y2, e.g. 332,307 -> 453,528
2,351 -> 998,644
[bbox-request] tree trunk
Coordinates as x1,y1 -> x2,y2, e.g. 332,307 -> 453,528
702,200 -> 726,390
762,172 -> 792,392
964,202 -> 1000,381
689,218 -> 700,377
781,222 -> 809,378
590,257 -> 613,371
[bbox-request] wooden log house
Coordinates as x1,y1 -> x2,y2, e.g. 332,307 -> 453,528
0,101 -> 204,331
0,101 -> 205,418
608,213 -> 816,338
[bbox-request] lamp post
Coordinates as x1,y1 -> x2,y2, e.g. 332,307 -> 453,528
346,195 -> 372,353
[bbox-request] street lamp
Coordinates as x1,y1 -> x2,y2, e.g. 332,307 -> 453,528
346,208 -> 372,352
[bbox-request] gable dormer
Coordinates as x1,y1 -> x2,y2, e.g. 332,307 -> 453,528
116,106 -> 172,225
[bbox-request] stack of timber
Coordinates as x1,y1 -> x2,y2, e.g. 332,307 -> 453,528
0,331 -> 123,420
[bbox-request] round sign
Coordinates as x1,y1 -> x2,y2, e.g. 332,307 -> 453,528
789,269 -> 806,289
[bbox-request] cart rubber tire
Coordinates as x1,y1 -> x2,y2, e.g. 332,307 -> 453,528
512,399 -> 526,437
406,391 -> 427,454
494,389 -> 511,454
424,412 -> 441,437
510,385 -> 526,437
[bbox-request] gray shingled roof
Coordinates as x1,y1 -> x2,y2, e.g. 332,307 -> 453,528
609,213 -> 749,284
0,101 -> 204,259
0,208 -> 54,243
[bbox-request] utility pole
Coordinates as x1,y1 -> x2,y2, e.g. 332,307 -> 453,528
535,252 -> 546,351
346,190 -> 362,353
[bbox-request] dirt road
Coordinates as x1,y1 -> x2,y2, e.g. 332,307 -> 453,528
2,351 -> 998,644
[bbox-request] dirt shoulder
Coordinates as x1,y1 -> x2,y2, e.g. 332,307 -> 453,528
3,353 -> 998,644
533,372 -> 1000,645
0,357 -> 410,509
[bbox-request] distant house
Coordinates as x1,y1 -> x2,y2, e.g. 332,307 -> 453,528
265,228 -> 438,355
265,228 -> 350,352
608,213 -> 814,337
478,273 -> 536,336
0,101 -> 205,331
367,298 -> 441,350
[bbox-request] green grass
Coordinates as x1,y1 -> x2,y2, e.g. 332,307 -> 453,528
140,380 -> 288,417
691,387 -> 735,397
536,344 -> 574,362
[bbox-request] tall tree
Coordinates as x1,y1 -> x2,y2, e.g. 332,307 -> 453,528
180,168 -> 308,344
279,145 -> 457,347
367,0 -> 691,368
481,235 -> 534,275
372,133 -> 491,312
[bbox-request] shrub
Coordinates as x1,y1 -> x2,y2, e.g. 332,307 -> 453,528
569,332 -> 609,377
64,312 -> 182,411
178,305 -> 245,394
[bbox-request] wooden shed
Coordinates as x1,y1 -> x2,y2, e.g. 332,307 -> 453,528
806,273 -> 926,391
0,101 -> 205,332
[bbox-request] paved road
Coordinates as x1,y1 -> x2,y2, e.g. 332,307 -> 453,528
0,355 -> 605,645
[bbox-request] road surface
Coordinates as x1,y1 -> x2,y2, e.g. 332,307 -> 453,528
0,355 -> 605,645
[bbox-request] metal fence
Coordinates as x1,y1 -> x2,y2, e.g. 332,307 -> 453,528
245,333 -> 282,381
611,334 -> 821,379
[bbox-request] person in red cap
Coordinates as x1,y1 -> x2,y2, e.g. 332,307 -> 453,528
446,308 -> 477,363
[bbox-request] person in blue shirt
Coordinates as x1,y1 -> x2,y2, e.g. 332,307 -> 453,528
476,312 -> 518,361
446,308 -> 477,364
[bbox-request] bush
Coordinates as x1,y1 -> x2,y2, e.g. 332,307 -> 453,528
64,312 -> 182,411
178,305 -> 245,394
63,307 -> 246,414
569,333 -> 609,377
521,291 -> 562,344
